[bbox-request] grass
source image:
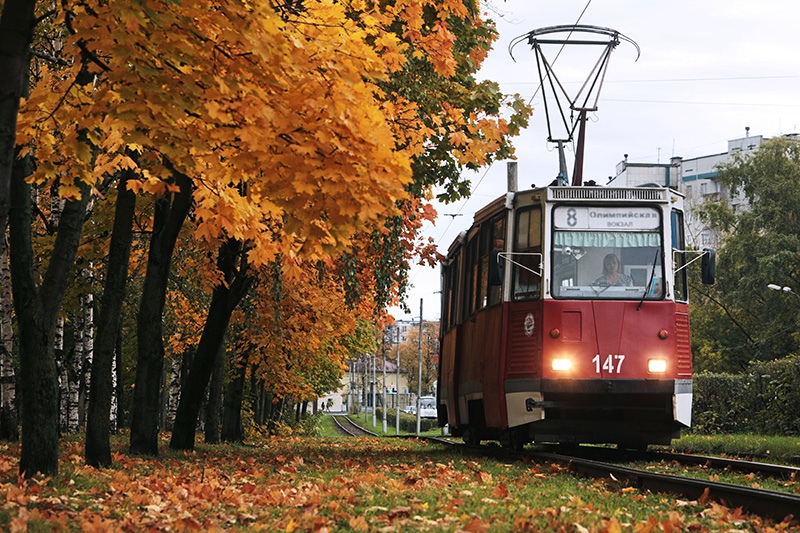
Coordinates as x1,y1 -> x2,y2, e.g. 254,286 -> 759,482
668,433 -> 800,464
323,410 -> 444,438
325,415 -> 800,464
1,432 -> 798,531
3,424 -> 800,531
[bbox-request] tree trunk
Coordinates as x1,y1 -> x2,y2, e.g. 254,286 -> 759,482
0,0 -> 37,232
252,373 -> 264,425
204,344 -> 226,444
56,317 -> 68,432
0,12 -> 36,446
69,308 -> 83,432
129,171 -> 192,456
114,330 -> 124,429
9,155 -> 90,477
165,356 -> 181,431
86,173 -> 136,467
169,239 -> 250,451
221,348 -> 248,443
0,231 -> 17,441
78,282 -> 93,427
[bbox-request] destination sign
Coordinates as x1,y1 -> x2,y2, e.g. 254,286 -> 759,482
553,206 -> 660,230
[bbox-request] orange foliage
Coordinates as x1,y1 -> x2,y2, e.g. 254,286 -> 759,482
240,259 -> 376,400
17,0 -> 510,275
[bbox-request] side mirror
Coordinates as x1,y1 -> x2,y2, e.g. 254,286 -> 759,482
488,250 -> 504,286
701,248 -> 716,284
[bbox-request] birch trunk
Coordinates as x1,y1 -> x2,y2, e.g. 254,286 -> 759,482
0,232 -> 17,441
56,316 -> 68,432
69,307 -> 83,432
166,356 -> 181,431
78,284 -> 94,427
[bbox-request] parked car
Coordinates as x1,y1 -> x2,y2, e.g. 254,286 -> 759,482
402,405 -> 416,414
419,396 -> 437,419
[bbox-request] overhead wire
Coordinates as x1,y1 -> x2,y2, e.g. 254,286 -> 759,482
402,1 -> 594,300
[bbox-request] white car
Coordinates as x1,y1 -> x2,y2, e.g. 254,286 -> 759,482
419,396 -> 437,419
402,405 -> 416,414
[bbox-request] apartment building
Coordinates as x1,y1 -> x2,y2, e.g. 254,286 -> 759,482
611,130 -> 798,247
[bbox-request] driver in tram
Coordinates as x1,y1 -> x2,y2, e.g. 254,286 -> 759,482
592,253 -> 634,287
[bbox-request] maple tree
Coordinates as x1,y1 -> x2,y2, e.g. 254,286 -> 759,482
7,0 -> 530,474
170,238 -> 252,450
85,172 -> 137,467
8,156 -> 90,477
224,258 -> 379,434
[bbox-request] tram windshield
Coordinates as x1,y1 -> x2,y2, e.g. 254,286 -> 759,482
551,205 -> 664,299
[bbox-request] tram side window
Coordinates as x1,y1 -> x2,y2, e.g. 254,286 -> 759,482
672,210 -> 688,302
442,262 -> 453,331
486,217 -> 506,307
467,236 -> 479,316
513,207 -> 542,300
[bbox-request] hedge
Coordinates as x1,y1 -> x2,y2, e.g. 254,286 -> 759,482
692,355 -> 800,435
375,408 -> 438,433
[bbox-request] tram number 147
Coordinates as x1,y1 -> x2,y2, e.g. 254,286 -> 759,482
592,354 -> 625,374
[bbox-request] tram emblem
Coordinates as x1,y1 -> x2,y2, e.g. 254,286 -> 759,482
523,313 -> 535,337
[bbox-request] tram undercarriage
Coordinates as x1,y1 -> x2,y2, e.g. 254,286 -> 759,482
449,378 -> 691,449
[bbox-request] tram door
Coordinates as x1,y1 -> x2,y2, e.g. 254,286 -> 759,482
502,206 -> 543,428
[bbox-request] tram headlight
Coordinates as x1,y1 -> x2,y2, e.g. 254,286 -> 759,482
647,358 -> 667,373
551,358 -> 572,372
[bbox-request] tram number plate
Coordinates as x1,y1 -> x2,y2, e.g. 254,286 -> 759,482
592,354 -> 625,374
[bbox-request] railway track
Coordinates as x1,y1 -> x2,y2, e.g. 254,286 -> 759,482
539,445 -> 800,481
330,414 -> 379,437
329,419 -> 799,523
421,438 -> 799,522
521,448 -> 800,523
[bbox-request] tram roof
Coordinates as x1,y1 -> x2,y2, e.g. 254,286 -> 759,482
445,185 -> 684,255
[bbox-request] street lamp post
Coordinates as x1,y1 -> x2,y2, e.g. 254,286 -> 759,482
768,284 -> 800,299
382,341 -> 387,433
372,353 -> 377,428
395,325 -> 401,435
416,298 -> 423,436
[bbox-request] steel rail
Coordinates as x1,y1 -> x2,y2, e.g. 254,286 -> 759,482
536,445 -> 800,480
330,414 -> 379,438
337,429 -> 799,522
640,450 -> 800,480
417,439 -> 799,523
529,450 -> 800,522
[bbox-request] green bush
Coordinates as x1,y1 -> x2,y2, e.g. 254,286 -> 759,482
692,356 -> 800,436
692,373 -> 753,434
376,408 -> 438,433
747,355 -> 800,435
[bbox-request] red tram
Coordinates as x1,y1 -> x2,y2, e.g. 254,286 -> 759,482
437,182 -> 714,449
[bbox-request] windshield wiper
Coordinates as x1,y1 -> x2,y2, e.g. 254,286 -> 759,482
637,248 -> 660,311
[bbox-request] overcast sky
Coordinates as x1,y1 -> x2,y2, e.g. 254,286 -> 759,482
390,0 -> 800,321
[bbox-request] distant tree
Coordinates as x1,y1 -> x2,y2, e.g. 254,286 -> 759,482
399,322 -> 439,397
692,137 -> 800,371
